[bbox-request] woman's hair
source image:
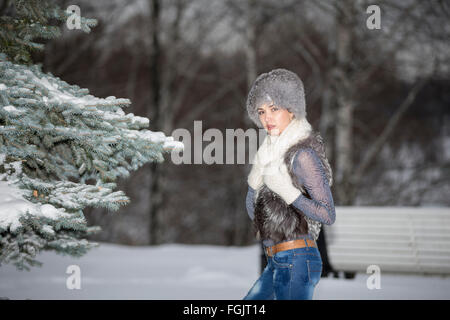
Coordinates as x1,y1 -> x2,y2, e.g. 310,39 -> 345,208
246,68 -> 306,128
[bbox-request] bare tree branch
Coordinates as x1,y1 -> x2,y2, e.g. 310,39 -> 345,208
351,0 -> 422,86
178,72 -> 247,129
352,75 -> 431,189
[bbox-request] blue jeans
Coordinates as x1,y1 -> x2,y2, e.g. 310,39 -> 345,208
243,241 -> 322,300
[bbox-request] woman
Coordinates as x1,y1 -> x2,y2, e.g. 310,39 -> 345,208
243,68 -> 336,300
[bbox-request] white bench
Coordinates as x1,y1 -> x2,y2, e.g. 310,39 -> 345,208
323,207 -> 450,275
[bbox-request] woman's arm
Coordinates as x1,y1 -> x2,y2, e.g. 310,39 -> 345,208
290,148 -> 336,225
245,186 -> 255,221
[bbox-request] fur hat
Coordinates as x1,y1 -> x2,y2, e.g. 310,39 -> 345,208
246,68 -> 306,128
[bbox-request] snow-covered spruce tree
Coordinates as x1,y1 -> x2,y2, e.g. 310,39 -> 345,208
0,0 -> 182,271
0,55 -> 182,270
0,0 -> 97,64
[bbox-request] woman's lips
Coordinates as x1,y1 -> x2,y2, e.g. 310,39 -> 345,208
267,125 -> 275,130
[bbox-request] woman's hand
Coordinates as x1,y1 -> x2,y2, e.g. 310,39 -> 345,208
263,160 -> 301,205
248,137 -> 277,190
248,164 -> 264,190
247,154 -> 264,190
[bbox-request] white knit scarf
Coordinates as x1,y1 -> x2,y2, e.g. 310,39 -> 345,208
254,117 -> 313,178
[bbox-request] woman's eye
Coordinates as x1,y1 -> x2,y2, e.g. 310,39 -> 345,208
271,107 -> 278,111
258,111 -> 264,115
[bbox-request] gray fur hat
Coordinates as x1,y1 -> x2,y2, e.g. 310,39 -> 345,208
246,68 -> 306,128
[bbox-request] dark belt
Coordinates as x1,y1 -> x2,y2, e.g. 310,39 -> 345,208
265,239 -> 317,257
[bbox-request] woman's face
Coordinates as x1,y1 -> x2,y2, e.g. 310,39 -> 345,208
257,103 -> 294,136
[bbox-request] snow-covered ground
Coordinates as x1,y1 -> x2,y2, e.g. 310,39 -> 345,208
0,242 -> 449,300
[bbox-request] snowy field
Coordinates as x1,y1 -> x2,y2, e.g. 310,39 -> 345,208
1,242 -> 449,300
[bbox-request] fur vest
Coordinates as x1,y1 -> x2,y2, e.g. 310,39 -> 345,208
253,131 -> 333,243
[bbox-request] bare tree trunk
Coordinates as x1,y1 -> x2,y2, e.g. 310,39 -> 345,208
245,0 -> 257,98
160,0 -> 185,134
148,0 -> 162,245
222,0 -> 258,247
333,0 -> 355,205
319,70 -> 335,167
